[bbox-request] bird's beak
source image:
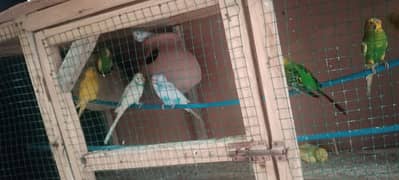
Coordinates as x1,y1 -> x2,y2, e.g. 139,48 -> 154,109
371,24 -> 376,30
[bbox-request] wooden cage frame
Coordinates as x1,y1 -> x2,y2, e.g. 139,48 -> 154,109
0,0 -> 302,179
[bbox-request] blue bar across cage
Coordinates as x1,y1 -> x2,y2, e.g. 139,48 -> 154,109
28,124 -> 399,151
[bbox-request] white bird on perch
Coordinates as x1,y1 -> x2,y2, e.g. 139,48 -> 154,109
132,30 -> 153,43
104,73 -> 145,144
151,74 -> 203,122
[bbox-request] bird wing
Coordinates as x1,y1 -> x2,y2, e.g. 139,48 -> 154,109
164,81 -> 190,105
154,80 -> 189,105
361,42 -> 367,57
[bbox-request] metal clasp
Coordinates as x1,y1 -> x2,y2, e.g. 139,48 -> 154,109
227,140 -> 287,163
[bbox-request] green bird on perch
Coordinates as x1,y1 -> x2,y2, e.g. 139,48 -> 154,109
96,48 -> 113,77
362,17 -> 388,96
299,143 -> 329,163
284,58 -> 347,115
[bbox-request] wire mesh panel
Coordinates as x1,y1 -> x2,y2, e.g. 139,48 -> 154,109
0,52 -> 60,180
0,23 -> 61,179
30,0 -> 296,179
273,0 -> 399,178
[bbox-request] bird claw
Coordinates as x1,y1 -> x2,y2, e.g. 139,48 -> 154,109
384,62 -> 390,70
161,104 -> 166,110
371,66 -> 377,74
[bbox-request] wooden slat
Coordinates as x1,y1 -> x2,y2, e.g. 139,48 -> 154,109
57,35 -> 99,92
137,4 -> 220,30
243,0 -> 302,179
218,0 -> 276,179
0,38 -> 22,57
39,0 -> 218,45
83,136 -> 245,171
23,0 -> 145,31
0,21 -> 19,43
0,0 -> 68,24
19,30 -> 74,180
34,31 -> 95,180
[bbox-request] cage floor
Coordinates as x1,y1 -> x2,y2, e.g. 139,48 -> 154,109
96,161 -> 255,180
303,149 -> 399,179
95,149 -> 399,179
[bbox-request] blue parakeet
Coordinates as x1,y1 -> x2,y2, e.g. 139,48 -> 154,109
152,74 -> 202,121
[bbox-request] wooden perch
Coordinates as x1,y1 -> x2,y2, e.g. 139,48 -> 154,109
57,34 -> 99,92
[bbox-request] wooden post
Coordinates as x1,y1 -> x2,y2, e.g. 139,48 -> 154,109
18,30 -> 73,180
57,35 -> 99,92
218,0 -> 279,179
243,0 -> 303,179
34,31 -> 96,180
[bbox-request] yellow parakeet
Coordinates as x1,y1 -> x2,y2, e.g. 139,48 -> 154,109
76,67 -> 99,117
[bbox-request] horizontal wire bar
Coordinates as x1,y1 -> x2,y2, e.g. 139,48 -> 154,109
27,123 -> 399,151
82,98 -> 240,109
297,124 -> 399,142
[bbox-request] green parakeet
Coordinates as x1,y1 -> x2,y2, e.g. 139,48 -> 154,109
299,143 -> 328,163
284,58 -> 346,114
96,48 -> 113,77
361,18 -> 388,96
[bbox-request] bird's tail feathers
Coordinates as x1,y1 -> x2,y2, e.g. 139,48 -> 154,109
307,91 -> 320,98
366,74 -> 374,97
185,108 -> 203,122
318,90 -> 347,115
76,100 -> 87,118
104,105 -> 128,144
115,105 -> 121,114
75,102 -> 81,109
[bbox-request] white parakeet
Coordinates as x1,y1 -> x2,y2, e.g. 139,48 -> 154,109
133,30 -> 153,43
104,73 -> 145,144
151,74 -> 202,121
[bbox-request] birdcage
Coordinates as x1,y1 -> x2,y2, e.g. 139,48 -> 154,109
3,0 -> 301,179
4,0 -> 399,179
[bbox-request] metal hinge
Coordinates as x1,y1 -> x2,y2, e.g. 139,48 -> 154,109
227,141 -> 287,163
